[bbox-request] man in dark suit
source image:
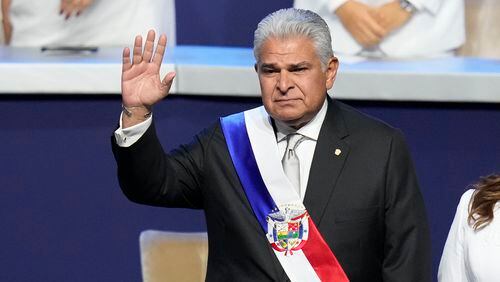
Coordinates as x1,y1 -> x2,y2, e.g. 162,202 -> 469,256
112,8 -> 431,282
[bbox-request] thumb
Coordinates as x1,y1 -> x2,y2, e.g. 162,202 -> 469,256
160,71 -> 176,96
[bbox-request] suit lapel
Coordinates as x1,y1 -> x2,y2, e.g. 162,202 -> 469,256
304,98 -> 350,225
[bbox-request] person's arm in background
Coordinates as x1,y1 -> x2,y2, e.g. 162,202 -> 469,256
1,0 -> 11,44
374,1 -> 414,34
59,0 -> 94,20
333,0 -> 388,48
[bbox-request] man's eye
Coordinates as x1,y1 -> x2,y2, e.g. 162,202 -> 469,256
262,69 -> 278,74
292,67 -> 307,72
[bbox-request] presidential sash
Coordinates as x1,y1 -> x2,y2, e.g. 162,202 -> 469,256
220,106 -> 348,282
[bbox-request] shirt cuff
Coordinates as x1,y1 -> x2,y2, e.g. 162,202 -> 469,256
329,0 -> 349,13
114,112 -> 153,147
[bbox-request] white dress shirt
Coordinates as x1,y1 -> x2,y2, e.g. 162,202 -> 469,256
294,0 -> 465,58
115,99 -> 329,201
114,112 -> 152,147
438,189 -> 500,282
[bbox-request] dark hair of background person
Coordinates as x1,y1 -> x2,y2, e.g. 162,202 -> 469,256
468,173 -> 500,230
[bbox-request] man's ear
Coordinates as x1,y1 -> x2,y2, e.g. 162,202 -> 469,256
325,57 -> 339,90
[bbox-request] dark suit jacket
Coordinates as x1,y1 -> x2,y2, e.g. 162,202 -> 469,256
112,98 -> 431,282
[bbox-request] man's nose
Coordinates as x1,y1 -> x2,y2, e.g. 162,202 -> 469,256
277,70 -> 294,93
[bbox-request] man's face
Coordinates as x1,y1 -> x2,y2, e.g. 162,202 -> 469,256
256,36 -> 338,128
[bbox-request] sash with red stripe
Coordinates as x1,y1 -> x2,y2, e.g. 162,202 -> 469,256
220,107 -> 348,282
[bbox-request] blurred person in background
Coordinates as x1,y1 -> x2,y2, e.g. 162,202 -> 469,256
294,0 -> 465,59
438,173 -> 500,281
458,0 -> 500,59
1,0 -> 175,47
1,0 -> 9,43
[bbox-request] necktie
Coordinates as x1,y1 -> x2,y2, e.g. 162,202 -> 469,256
281,133 -> 306,195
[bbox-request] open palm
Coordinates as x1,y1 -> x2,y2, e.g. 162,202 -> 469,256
121,30 -> 175,109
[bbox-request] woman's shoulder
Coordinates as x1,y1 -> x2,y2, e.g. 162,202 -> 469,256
457,189 -> 475,209
452,189 -> 475,224
460,189 -> 475,203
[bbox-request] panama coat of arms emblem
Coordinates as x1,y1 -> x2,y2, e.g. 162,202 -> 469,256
266,205 -> 309,255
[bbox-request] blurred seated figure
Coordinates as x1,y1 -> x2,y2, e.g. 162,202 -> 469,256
458,0 -> 500,59
294,0 -> 465,59
1,0 -> 9,43
438,173 -> 500,282
1,0 -> 175,47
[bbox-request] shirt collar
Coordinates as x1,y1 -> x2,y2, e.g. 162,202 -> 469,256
274,98 -> 328,142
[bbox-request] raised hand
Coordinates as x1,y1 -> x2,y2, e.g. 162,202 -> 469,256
335,0 -> 388,48
121,30 -> 176,127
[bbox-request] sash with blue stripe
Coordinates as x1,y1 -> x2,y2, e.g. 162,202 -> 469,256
220,107 -> 348,282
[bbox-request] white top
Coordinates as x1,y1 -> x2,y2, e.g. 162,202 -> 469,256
438,189 -> 500,282
293,0 -> 465,58
114,98 -> 329,201
9,0 -> 175,47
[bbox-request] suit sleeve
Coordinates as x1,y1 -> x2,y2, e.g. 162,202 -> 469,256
382,130 -> 432,282
111,121 -> 217,209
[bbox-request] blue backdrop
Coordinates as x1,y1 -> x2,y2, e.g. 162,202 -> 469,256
1,1 -> 500,281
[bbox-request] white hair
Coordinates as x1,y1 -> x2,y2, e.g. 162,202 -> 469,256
253,8 -> 334,69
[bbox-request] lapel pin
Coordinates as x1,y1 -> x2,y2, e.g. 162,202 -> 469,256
334,148 -> 341,156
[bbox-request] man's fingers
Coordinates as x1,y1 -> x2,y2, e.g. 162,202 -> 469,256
132,35 -> 143,65
161,71 -> 176,96
142,30 -> 156,63
126,32 -> 167,75
152,34 -> 167,66
122,47 -> 132,72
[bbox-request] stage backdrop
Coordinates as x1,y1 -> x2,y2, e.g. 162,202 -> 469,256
1,1 -> 500,281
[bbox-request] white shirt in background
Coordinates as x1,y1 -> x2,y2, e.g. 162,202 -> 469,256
8,0 -> 175,47
438,189 -> 500,282
294,0 -> 465,59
